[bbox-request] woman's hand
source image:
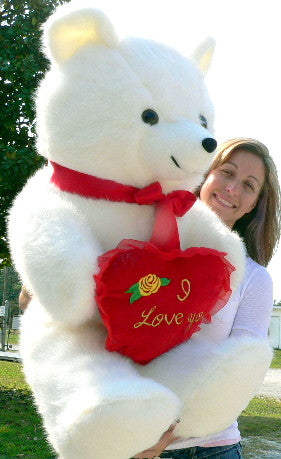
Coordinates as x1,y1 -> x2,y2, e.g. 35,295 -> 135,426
133,423 -> 178,459
19,285 -> 32,311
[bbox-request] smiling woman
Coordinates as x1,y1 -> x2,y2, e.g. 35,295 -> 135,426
133,139 -> 281,459
197,138 -> 281,266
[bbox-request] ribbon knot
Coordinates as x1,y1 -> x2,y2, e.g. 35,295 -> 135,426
134,183 -> 196,217
133,181 -> 196,251
164,190 -> 196,217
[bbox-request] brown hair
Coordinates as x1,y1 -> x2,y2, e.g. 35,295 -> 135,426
195,138 -> 281,266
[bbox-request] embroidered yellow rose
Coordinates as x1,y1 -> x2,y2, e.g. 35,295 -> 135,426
139,274 -> 161,296
126,274 -> 171,304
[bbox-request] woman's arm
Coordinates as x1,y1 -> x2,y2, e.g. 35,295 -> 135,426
231,260 -> 273,339
140,261 -> 273,439
175,261 -> 274,437
133,423 -> 178,459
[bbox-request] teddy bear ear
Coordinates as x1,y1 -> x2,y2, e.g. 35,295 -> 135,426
191,37 -> 216,75
43,2 -> 119,63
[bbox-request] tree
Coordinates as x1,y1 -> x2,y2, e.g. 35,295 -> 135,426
0,265 -> 21,314
0,0 -> 69,267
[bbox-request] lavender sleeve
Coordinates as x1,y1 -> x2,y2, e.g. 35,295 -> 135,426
231,259 -> 273,339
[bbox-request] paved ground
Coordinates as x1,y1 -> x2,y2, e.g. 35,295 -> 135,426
242,437 -> 281,458
0,348 -> 21,362
258,368 -> 281,399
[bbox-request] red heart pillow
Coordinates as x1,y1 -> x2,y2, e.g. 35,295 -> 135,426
94,239 -> 234,365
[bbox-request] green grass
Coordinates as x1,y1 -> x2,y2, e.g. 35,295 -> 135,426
239,396 -> 281,439
271,348 -> 281,368
0,361 -> 28,391
0,362 -> 55,458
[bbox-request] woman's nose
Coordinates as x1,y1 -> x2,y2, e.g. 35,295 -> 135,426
226,181 -> 240,195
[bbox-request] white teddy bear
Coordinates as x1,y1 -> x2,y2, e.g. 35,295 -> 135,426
8,2 -> 271,458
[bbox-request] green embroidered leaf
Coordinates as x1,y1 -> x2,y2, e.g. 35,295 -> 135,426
130,292 -> 142,304
126,282 -> 139,294
160,278 -> 171,286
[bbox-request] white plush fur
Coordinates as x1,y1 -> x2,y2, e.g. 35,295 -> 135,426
140,334 -> 272,438
8,2 -> 270,458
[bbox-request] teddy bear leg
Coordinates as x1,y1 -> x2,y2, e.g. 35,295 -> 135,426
21,312 -> 180,459
45,367 -> 181,459
54,381 -> 180,459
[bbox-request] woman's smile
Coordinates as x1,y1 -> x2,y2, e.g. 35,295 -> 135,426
213,193 -> 236,209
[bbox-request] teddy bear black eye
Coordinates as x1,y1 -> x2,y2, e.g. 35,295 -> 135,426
142,109 -> 159,126
199,114 -> 208,129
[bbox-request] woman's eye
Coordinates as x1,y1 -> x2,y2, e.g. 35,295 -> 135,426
221,169 -> 232,176
199,114 -> 208,129
245,182 -> 255,191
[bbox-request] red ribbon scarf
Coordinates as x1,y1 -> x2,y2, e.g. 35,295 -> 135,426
50,161 -> 196,251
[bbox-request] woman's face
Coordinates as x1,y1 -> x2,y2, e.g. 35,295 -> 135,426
200,149 -> 265,228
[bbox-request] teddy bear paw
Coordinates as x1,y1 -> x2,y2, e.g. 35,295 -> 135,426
56,379 -> 180,459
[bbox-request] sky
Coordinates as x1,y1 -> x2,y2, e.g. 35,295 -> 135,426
91,0 -> 281,300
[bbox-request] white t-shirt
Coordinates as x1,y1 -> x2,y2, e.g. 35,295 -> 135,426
167,256 -> 273,449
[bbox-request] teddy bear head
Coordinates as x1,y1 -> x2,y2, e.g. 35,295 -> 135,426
36,1 -> 217,192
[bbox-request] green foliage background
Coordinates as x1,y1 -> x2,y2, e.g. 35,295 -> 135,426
0,0 -> 70,267
0,266 -> 21,317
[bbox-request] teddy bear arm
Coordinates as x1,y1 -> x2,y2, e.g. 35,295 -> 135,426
139,335 -> 272,438
175,336 -> 272,437
178,201 -> 246,292
9,201 -> 101,325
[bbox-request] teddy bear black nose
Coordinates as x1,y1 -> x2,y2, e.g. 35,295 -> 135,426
202,137 -> 217,153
